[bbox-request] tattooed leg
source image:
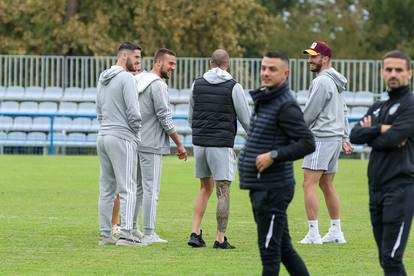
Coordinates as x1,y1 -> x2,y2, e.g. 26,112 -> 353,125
216,180 -> 231,242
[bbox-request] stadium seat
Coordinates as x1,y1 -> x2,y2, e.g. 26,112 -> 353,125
179,89 -> 192,103
24,86 -> 44,100
38,102 -> 58,114
174,103 -> 189,116
0,101 -> 19,113
19,101 -> 38,114
184,134 -> 192,146
82,87 -> 97,101
173,119 -> 191,135
0,86 -> 6,99
77,102 -> 96,114
168,88 -> 180,103
0,116 -> 13,131
0,131 -> 7,142
43,87 -> 63,101
290,90 -> 297,99
66,132 -> 87,146
6,131 -> 26,146
4,86 -> 25,100
354,91 -> 374,106
63,87 -> 83,101
70,118 -> 92,132
244,89 -> 253,104
296,90 -> 309,105
26,132 -> 47,146
48,132 -> 66,146
342,91 -> 355,106
86,133 -> 97,146
58,102 -> 78,114
32,117 -> 51,131
350,107 -> 369,120
90,118 -> 99,131
12,116 -> 32,131
234,135 -> 246,150
53,117 -> 72,131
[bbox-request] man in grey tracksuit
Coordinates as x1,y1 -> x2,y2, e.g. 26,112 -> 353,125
133,48 -> 187,244
300,41 -> 353,245
187,49 -> 250,249
96,42 -> 144,247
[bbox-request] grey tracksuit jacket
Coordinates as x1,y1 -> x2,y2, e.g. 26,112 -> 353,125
134,72 -> 176,155
96,66 -> 141,143
303,67 -> 350,142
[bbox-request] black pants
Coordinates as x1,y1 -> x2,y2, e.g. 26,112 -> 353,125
369,184 -> 414,276
250,185 -> 309,276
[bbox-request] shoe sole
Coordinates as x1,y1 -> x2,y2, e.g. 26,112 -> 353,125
322,240 -> 347,244
116,241 -> 147,247
188,241 -> 206,248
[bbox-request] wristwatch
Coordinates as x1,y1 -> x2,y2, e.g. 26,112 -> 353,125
270,150 -> 278,160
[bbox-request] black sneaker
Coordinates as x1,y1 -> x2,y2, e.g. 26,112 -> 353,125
187,230 -> 206,248
213,236 -> 235,249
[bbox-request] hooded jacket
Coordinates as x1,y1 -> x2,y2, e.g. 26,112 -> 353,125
303,67 -> 349,141
96,65 -> 141,144
134,71 -> 176,155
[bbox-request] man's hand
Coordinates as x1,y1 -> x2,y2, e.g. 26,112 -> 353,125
176,145 -> 187,161
256,152 -> 273,173
380,124 -> 392,134
342,142 -> 353,155
359,115 -> 372,127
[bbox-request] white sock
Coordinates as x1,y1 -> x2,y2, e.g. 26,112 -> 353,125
330,219 -> 341,233
307,220 -> 319,236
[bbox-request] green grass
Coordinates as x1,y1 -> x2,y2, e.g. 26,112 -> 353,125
0,155 -> 412,275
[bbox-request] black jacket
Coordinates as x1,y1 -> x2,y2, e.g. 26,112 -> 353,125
192,77 -> 237,147
350,85 -> 414,189
238,82 -> 315,190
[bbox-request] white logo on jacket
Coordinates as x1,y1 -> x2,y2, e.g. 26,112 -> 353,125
389,103 -> 400,115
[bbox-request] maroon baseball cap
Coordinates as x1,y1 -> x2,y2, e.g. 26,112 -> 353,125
303,41 -> 332,57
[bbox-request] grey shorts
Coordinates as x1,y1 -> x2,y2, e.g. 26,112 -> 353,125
194,145 -> 236,181
302,140 -> 342,173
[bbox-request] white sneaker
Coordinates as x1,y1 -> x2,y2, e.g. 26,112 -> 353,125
299,234 -> 322,244
112,224 -> 121,238
132,229 -> 144,239
142,233 -> 168,244
321,231 -> 346,244
116,235 -> 147,247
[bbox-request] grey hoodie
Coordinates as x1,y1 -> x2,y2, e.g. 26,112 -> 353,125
303,67 -> 349,142
96,65 -> 142,144
188,67 -> 251,132
134,71 -> 176,155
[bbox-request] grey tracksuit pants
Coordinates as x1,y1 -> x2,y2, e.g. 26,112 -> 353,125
97,135 -> 138,239
133,151 -> 163,235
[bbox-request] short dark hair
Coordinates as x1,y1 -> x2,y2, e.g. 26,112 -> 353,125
118,42 -> 141,53
154,48 -> 176,61
383,50 -> 411,70
264,50 -> 289,66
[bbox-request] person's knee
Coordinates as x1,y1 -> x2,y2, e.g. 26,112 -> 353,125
216,180 -> 230,199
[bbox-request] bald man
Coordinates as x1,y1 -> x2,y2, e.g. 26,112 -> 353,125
187,49 -> 251,249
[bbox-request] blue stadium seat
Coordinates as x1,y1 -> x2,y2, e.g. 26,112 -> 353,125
38,102 -> 58,114
58,102 -> 78,114
173,119 -> 191,135
350,107 -> 369,120
70,118 -> 92,132
168,88 -> 180,103
179,89 -> 192,103
354,91 -> 374,106
0,101 -> 19,113
19,101 -> 38,113
24,86 -> 44,100
53,117 -> 72,131
86,133 -> 97,146
66,132 -> 87,146
6,131 -> 26,146
77,102 -> 96,115
82,87 -> 97,101
32,117 -> 51,131
174,103 -> 189,116
0,86 -> 6,99
0,116 -> 13,131
296,90 -> 309,105
63,87 -> 83,101
43,87 -> 63,101
12,116 -> 32,131
234,135 -> 246,150
90,118 -> 99,131
4,86 -> 25,100
0,131 -> 6,142
380,92 -> 389,101
48,132 -> 67,146
184,134 -> 192,146
342,91 -> 355,106
26,132 -> 47,146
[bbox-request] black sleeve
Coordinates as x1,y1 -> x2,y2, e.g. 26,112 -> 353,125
369,101 -> 414,149
349,104 -> 381,145
275,102 -> 315,162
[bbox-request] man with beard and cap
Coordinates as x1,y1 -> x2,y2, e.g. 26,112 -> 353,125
350,50 -> 414,276
300,41 -> 353,245
96,42 -> 144,247
238,50 -> 315,276
133,48 -> 187,244
187,49 -> 250,249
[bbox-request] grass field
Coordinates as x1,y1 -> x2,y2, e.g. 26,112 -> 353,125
0,155 -> 413,275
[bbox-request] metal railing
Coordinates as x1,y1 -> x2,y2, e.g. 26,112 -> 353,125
1,55 -> 408,93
